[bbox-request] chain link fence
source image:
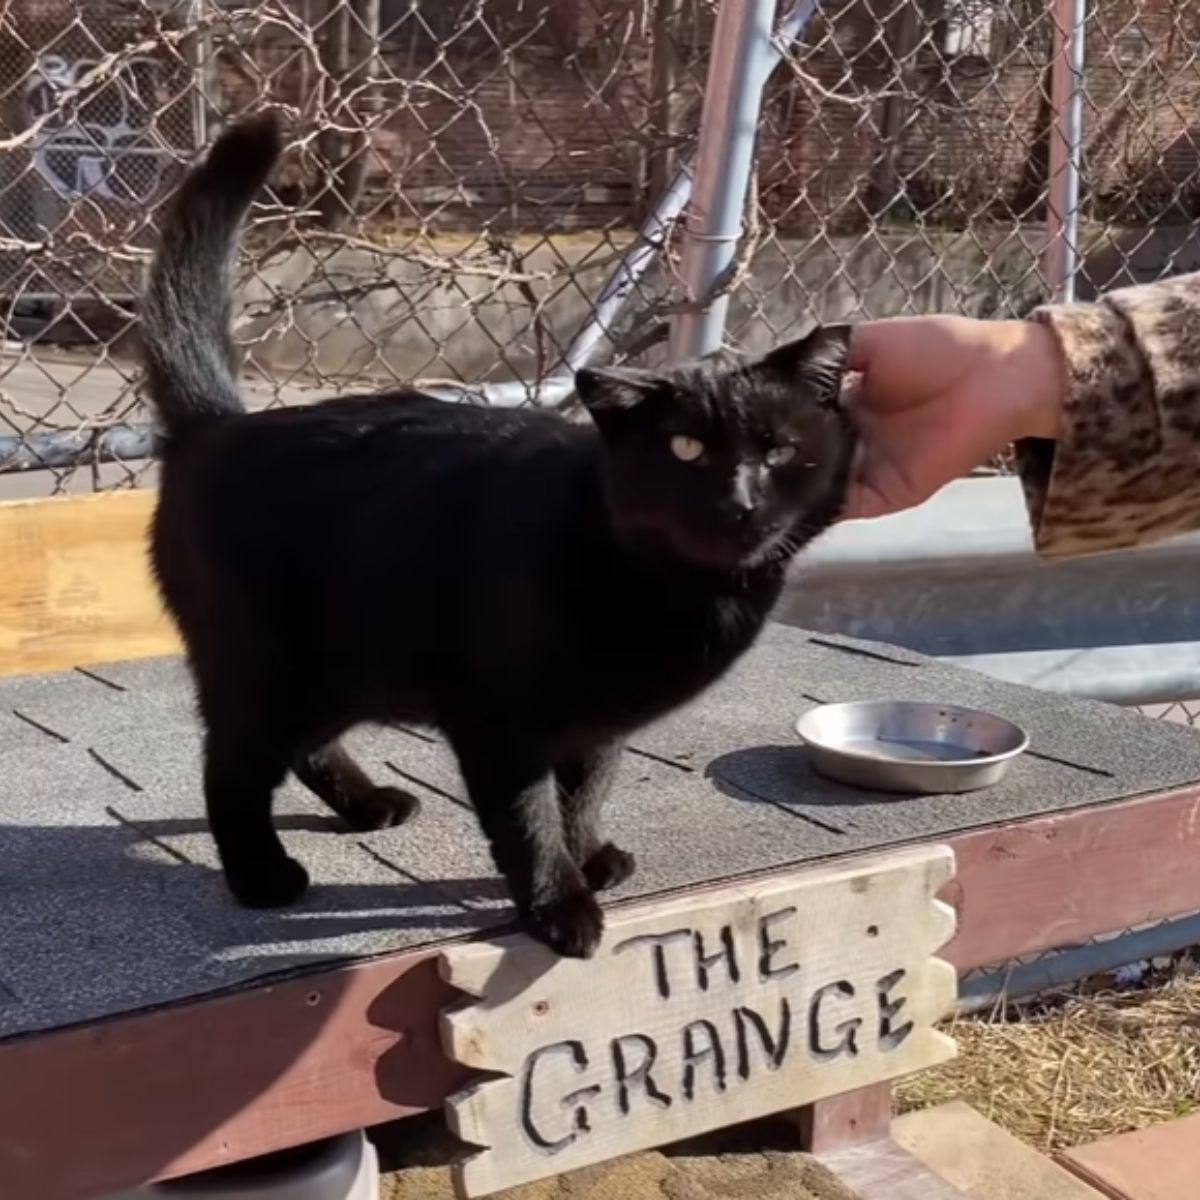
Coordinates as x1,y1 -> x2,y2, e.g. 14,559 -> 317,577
3,0 -> 1200,493
2,0 -> 1199,997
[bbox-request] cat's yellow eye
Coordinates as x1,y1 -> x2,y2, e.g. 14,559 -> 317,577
766,445 -> 797,467
670,435 -> 705,463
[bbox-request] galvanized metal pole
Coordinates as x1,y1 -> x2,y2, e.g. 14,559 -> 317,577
1044,0 -> 1087,303
548,0 -> 818,386
669,0 -> 789,360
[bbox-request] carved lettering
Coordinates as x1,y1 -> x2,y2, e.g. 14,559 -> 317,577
443,848 -> 957,1197
693,924 -> 740,991
734,998 -> 792,1080
611,1034 -> 671,1116
519,1041 -> 602,1155
876,969 -> 914,1052
612,929 -> 693,1000
681,1019 -> 727,1101
809,981 -> 862,1063
757,906 -> 800,983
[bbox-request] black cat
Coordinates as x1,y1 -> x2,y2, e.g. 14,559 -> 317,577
140,111 -> 856,958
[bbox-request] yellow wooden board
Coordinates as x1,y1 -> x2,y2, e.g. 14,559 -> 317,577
440,846 -> 958,1198
894,1102 -> 1103,1200
0,490 -> 180,678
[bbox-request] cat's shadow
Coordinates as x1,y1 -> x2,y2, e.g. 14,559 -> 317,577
705,742 -> 896,810
0,818 -> 508,978
117,811 -> 512,912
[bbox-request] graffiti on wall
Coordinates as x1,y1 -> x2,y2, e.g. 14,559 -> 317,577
25,53 -> 173,205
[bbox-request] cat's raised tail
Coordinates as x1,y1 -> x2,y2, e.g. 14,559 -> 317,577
141,111 -> 283,434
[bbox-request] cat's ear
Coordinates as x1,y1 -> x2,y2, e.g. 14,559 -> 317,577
758,324 -> 852,406
575,365 -> 661,414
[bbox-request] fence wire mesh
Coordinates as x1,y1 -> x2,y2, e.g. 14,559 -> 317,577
1,0 -> 1199,998
3,0 -> 1200,496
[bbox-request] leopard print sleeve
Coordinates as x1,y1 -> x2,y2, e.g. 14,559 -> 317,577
1015,272 -> 1200,557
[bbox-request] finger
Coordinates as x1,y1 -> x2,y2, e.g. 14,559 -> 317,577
847,315 -> 973,401
836,459 -> 864,523
846,317 -> 927,373
845,323 -> 878,374
840,445 -> 888,521
838,374 -> 864,423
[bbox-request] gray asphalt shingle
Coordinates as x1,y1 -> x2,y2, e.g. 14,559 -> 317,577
2,622 -> 1197,1040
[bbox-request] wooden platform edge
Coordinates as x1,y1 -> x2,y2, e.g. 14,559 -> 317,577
943,782 -> 1200,971
0,948 -> 470,1200
0,490 -> 179,679
4,784 -> 1200,1200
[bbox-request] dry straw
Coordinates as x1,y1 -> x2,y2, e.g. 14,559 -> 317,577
899,970 -> 1200,1152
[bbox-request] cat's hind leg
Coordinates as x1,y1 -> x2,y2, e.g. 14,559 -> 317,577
203,716 -> 309,908
554,744 -> 636,893
294,740 -> 420,832
192,649 -> 314,908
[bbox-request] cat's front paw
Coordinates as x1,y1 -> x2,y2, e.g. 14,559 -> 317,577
583,842 -> 636,892
527,886 -> 605,959
226,856 -> 310,908
341,786 -> 421,832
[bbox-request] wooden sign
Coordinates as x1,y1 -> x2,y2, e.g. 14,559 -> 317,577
440,845 -> 957,1197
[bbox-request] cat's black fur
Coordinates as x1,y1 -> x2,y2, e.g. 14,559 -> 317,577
141,111 -> 856,958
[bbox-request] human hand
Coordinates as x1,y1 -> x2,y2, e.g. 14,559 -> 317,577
841,315 -> 1064,520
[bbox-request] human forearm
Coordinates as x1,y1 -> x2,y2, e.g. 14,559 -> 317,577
1018,273 -> 1200,555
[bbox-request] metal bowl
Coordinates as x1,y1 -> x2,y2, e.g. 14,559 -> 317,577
794,700 -> 1029,795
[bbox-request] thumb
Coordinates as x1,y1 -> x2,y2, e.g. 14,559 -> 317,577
841,484 -> 892,522
843,439 -> 935,521
839,440 -> 889,522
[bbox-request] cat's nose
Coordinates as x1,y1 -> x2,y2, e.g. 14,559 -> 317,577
730,465 -> 760,515
720,495 -> 757,525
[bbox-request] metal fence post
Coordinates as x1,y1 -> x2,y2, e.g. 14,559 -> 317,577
549,0 -> 817,389
668,0 -> 786,361
1045,0 -> 1087,303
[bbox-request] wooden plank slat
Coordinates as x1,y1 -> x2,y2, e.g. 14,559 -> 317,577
944,786 -> 1200,972
0,491 -> 179,678
1059,1113 -> 1200,1200
894,1101 -> 1103,1199
820,1139 -> 971,1199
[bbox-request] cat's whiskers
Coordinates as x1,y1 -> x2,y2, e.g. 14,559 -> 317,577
762,529 -> 809,565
